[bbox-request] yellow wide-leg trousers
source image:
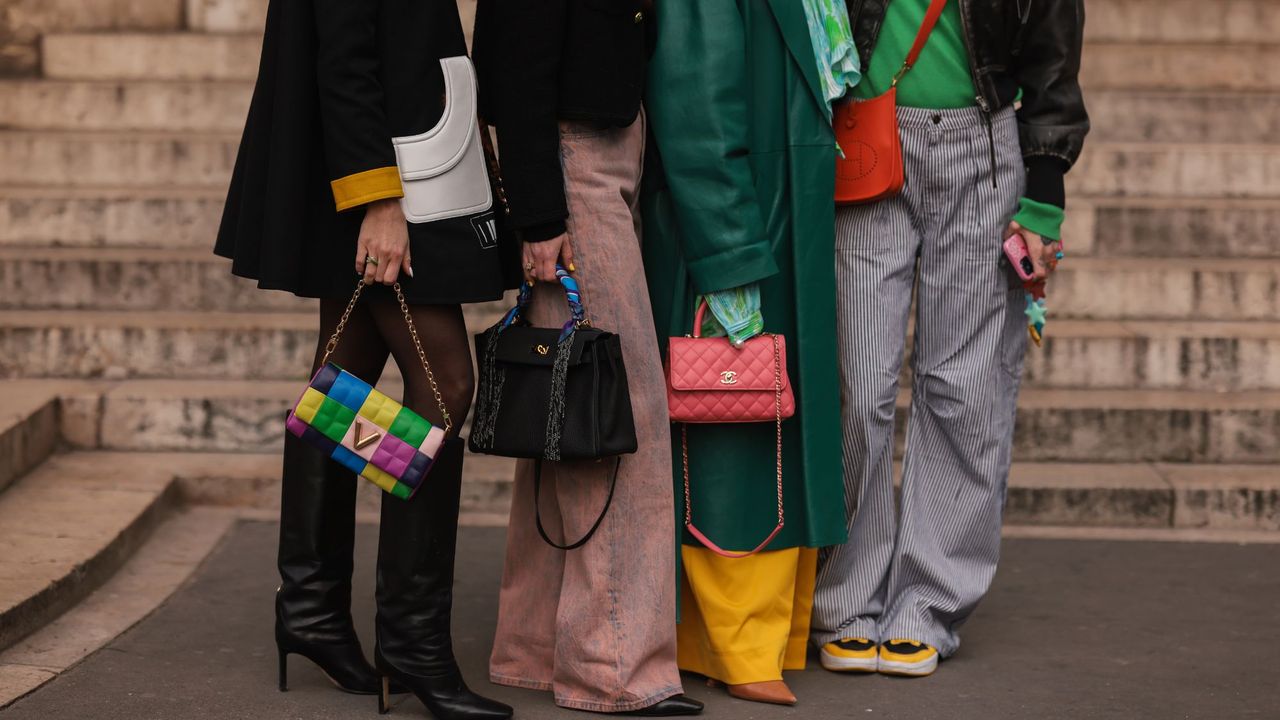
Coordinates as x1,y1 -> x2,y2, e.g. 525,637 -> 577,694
676,546 -> 817,685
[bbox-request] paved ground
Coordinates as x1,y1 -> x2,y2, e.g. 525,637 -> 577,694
5,520 -> 1278,720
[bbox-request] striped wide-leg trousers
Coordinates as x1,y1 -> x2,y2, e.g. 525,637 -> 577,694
812,105 -> 1028,657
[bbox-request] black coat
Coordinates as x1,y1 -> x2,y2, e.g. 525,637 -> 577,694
473,0 -> 651,242
847,0 -> 1089,208
216,0 -> 517,303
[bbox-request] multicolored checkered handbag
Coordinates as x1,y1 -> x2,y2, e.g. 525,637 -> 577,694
285,281 -> 452,499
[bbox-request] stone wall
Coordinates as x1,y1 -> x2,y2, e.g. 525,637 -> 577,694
0,0 -> 477,76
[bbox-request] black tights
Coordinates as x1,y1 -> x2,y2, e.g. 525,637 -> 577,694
313,292 -> 474,430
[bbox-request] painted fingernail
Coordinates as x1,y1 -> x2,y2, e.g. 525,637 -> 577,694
407,266 -> 415,278
569,263 -> 577,272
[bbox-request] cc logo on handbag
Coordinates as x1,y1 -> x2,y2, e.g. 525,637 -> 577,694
719,371 -> 739,385
534,344 -> 550,356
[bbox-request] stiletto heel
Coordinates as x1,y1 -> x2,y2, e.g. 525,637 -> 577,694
378,676 -> 391,715
278,648 -> 288,692
373,440 -> 512,720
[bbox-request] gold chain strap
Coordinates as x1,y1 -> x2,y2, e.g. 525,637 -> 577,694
319,281 -> 453,434
682,333 -> 784,529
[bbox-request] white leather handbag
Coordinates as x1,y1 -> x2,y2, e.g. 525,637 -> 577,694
392,56 -> 493,224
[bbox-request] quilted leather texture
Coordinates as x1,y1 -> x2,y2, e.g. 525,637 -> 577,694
286,363 -> 440,500
666,334 -> 796,423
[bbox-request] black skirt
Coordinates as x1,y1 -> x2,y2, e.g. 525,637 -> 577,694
213,0 -> 520,304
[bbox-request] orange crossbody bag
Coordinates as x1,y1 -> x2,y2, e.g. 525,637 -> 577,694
834,0 -> 949,205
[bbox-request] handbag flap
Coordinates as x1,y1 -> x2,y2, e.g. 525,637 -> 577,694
491,325 -> 603,367
392,56 -> 478,182
667,335 -> 789,392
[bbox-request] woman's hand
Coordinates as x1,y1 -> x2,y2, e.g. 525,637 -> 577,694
355,198 -> 412,285
523,232 -> 576,283
1006,220 -> 1062,281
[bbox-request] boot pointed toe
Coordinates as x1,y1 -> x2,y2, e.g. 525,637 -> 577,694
622,694 -> 705,716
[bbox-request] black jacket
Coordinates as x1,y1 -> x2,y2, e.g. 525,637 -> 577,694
473,0 -> 650,241
216,0 -> 516,302
848,0 -> 1089,207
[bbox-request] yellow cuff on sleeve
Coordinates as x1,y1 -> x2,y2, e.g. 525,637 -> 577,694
331,166 -> 404,212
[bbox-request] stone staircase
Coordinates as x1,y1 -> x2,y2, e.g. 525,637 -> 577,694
0,0 -> 1277,655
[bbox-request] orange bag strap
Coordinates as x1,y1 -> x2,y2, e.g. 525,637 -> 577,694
893,0 -> 950,87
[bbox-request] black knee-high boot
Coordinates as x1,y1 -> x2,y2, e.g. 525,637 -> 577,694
374,438 -> 512,719
275,430 -> 382,694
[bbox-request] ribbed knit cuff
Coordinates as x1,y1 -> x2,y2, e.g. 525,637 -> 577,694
1013,197 -> 1065,242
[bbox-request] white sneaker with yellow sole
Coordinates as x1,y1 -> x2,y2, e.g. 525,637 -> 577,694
819,637 -> 879,673
877,639 -> 938,677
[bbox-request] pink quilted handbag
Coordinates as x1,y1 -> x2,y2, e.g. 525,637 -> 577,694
665,301 -> 795,558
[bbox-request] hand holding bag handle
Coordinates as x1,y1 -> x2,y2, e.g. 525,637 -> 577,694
680,301 -> 785,559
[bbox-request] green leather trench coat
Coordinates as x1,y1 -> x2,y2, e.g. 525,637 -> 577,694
641,0 -> 847,553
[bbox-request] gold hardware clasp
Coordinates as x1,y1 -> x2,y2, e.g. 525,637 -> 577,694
353,420 -> 382,450
719,371 -> 739,385
534,344 -> 550,356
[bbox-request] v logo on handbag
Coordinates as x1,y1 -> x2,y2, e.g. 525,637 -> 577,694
353,420 -> 382,451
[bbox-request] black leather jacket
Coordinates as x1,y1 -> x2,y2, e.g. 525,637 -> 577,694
848,0 -> 1088,207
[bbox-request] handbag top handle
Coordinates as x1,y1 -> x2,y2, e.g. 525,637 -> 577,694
891,0 -> 950,88
500,264 -> 588,341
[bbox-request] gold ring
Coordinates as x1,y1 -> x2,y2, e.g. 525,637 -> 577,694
524,261 -> 535,271
366,255 -> 380,266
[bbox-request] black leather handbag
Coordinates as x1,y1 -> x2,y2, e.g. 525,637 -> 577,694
470,267 -> 636,549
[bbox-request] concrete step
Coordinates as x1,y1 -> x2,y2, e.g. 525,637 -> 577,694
5,134 -> 1274,198
0,385 -> 59,496
0,0 -> 183,76
0,305 -> 507,380
0,248 -> 308,312
167,449 -> 515,517
1004,463 -> 1280,531
133,447 -> 1280,533
1082,42 -> 1280,92
1,189 -> 1272,261
55,380 -> 1280,464
0,248 -> 484,318
1087,90 -> 1280,145
0,504 -> 235,708
0,452 -> 178,652
0,132 -> 237,188
0,187 -> 226,249
1051,258 -> 1280,321
6,82 -> 1275,144
3,310 -> 1273,392
32,244 -> 1280,320
1086,0 -> 1280,44
0,80 -> 251,133
122,448 -> 1280,533
1069,143 -> 1280,200
1024,320 -> 1280,392
1008,389 -> 1280,464
186,0 -> 267,32
1065,198 -> 1280,259
42,33 -> 262,82
0,312 -> 315,381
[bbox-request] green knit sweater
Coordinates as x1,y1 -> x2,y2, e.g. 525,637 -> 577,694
856,0 -> 1064,240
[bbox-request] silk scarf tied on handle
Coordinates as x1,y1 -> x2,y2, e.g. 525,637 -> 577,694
470,267 -> 637,550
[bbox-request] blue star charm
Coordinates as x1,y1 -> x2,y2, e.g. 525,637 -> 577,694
1024,295 -> 1048,328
